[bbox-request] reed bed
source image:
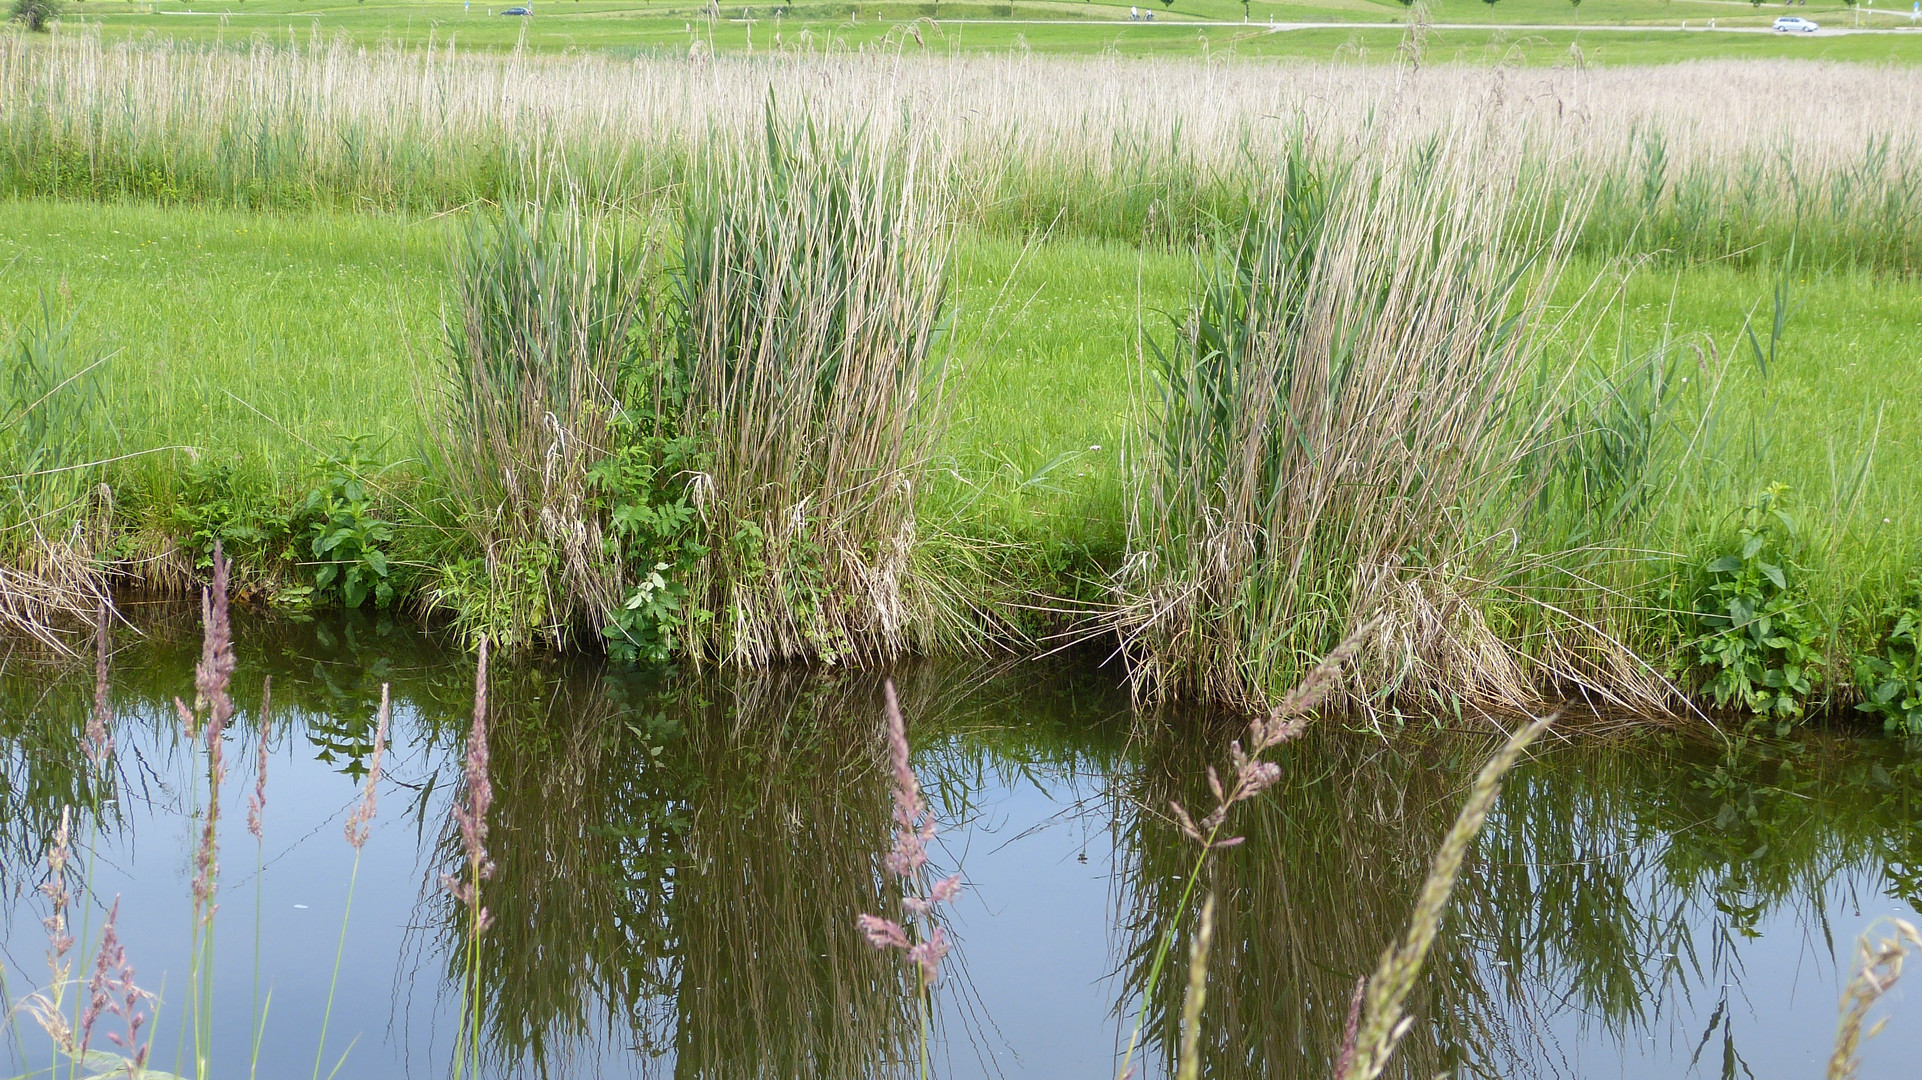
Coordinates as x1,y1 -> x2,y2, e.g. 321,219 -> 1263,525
428,112 -> 973,663
1111,121 -> 1648,715
431,194 -> 656,650
4,33 -> 1922,266
671,113 -> 962,665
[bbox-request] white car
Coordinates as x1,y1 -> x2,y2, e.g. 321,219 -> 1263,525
1773,15 -> 1819,32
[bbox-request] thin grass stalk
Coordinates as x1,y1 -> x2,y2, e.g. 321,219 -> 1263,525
311,683 -> 388,1080
1174,893 -> 1216,1080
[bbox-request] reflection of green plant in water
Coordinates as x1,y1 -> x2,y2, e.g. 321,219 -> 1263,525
298,437 -> 397,610
1852,574 -> 1922,734
1686,485 -> 1824,727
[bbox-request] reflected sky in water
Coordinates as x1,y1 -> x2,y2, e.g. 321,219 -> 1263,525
1,609 -> 1919,1079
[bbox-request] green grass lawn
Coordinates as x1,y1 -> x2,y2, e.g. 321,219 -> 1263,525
5,196 -> 1918,585
42,0 -> 1922,62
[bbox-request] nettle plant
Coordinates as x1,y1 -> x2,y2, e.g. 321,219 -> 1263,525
1853,574 -> 1922,735
300,436 -> 398,609
591,357 -> 711,666
1688,485 -> 1825,728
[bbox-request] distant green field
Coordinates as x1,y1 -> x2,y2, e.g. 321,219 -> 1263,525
44,0 -> 1922,61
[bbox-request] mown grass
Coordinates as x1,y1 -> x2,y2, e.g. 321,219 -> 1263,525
42,0 -> 1922,63
6,197 -> 1919,532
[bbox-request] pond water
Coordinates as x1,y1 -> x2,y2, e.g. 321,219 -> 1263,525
2,609 -> 1920,1079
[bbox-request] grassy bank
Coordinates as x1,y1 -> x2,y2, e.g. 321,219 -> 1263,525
6,34 -> 1922,724
5,186 -> 1922,721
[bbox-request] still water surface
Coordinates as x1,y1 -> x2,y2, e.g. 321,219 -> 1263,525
2,610 -> 1920,1079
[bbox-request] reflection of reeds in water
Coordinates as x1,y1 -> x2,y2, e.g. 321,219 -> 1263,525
1115,728 -> 1512,1080
1115,722 -> 1922,1080
419,653 -> 679,1078
424,662 -> 922,1079
667,670 -> 918,1080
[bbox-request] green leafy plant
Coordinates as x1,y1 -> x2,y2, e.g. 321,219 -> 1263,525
1852,575 -> 1922,734
591,359 -> 710,665
171,458 -> 291,572
1687,485 -> 1824,727
298,436 -> 396,609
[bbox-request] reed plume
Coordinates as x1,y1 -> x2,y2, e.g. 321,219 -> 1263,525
1828,917 -> 1922,1080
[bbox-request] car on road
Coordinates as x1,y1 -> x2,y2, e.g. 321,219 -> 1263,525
1773,15 -> 1818,32
501,5 -> 531,13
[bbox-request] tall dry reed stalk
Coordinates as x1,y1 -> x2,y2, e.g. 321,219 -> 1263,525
671,110 -> 961,665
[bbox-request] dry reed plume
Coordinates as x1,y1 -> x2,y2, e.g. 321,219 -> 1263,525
1827,917 -> 1922,1080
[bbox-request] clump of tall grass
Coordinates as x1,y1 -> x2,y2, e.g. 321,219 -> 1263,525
669,110 -> 961,665
1112,125 -> 1638,716
428,193 -> 657,650
0,294 -> 114,651
430,111 -> 982,664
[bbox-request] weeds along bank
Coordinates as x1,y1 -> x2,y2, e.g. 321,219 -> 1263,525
2,37 -> 1922,729
5,33 -> 1922,268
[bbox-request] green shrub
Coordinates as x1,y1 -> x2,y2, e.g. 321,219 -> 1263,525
170,458 -> 291,573
1687,485 -> 1825,728
7,0 -> 62,32
1852,576 -> 1922,735
591,355 -> 710,665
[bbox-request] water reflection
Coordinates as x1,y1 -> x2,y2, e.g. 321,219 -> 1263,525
0,609 -> 1918,1079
